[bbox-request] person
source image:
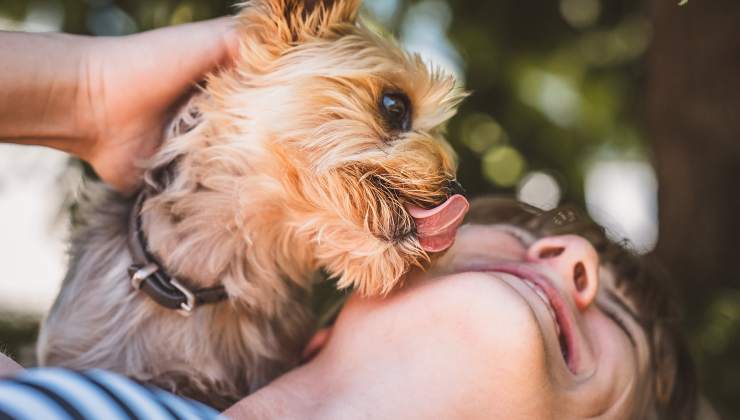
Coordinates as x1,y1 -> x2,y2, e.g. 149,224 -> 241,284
222,198 -> 699,420
0,18 -> 700,420
0,199 -> 700,420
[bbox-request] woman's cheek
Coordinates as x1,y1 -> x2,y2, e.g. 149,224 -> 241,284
430,273 -> 555,418
583,311 -> 641,411
587,312 -> 638,369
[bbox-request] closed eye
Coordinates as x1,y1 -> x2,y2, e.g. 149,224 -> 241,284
601,289 -> 640,347
494,224 -> 538,248
602,305 -> 637,347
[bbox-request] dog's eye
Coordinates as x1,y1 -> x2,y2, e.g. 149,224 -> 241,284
380,92 -> 412,132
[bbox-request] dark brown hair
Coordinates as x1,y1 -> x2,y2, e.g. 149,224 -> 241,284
465,196 -> 698,420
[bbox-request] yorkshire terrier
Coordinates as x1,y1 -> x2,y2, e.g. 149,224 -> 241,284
38,0 -> 468,409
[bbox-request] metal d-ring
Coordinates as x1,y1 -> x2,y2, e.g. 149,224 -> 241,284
130,263 -> 159,290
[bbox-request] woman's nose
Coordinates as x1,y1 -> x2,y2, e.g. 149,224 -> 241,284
526,235 -> 600,310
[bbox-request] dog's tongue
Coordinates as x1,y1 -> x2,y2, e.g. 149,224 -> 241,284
406,194 -> 469,253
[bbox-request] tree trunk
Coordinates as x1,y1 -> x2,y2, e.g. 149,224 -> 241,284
648,0 -> 740,415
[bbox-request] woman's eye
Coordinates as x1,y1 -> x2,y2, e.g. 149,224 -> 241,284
380,92 -> 412,132
496,225 -> 536,248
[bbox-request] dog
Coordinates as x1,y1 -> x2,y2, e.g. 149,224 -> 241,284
37,0 -> 468,409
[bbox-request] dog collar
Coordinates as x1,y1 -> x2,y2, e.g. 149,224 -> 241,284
127,191 -> 228,316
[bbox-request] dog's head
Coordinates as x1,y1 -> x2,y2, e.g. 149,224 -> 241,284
161,0 -> 468,295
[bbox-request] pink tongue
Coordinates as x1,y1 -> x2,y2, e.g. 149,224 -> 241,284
406,194 -> 469,253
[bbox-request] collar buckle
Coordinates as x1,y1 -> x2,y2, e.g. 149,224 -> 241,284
127,191 -> 228,313
170,278 -> 196,316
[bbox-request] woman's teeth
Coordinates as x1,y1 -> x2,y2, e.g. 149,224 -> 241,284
523,279 -> 560,336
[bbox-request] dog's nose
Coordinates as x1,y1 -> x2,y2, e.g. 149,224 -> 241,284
446,179 -> 466,197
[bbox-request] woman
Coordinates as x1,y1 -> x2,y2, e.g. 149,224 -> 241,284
0,185 -> 701,418
0,198 -> 698,419
224,198 -> 698,420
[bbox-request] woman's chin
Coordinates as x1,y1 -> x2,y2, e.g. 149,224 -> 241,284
420,272 -> 553,375
332,270 -> 558,418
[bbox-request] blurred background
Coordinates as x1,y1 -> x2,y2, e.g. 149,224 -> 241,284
0,0 -> 738,417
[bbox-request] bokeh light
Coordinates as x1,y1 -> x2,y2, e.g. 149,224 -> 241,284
517,171 -> 561,210
459,113 -> 506,155
363,0 -> 400,25
518,69 -> 582,128
584,159 -> 658,253
482,146 -> 525,187
400,0 -> 464,81
577,17 -> 652,67
559,0 -> 600,29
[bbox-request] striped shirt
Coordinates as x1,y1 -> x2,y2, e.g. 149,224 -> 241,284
0,368 -> 221,420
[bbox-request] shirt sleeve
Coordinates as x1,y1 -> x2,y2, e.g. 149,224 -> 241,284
0,368 -> 222,420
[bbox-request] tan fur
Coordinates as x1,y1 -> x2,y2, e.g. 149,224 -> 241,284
38,0 -> 465,408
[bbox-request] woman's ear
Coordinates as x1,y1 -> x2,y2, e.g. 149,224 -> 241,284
240,0 -> 361,46
652,323 -> 699,419
653,326 -> 677,407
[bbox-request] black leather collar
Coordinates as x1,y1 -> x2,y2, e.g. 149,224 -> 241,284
127,192 -> 228,315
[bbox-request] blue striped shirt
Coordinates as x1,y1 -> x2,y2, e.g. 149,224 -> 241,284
0,368 -> 221,420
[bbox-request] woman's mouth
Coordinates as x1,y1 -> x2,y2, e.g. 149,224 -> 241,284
485,263 -> 578,373
519,276 -> 569,365
456,261 -> 580,373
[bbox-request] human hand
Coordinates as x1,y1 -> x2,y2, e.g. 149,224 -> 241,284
78,17 -> 239,193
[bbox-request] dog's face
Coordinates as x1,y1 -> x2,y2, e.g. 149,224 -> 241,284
194,0 -> 468,295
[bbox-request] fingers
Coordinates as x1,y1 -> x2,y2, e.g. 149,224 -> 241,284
204,16 -> 242,64
106,16 -> 240,109
129,16 -> 240,78
89,15 -> 240,118
163,16 -> 241,69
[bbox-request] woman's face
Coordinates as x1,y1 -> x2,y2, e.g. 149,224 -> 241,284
305,223 -> 655,420
428,224 -> 654,419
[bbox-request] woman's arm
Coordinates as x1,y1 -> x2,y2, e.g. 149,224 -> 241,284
0,32 -> 91,154
0,18 -> 238,192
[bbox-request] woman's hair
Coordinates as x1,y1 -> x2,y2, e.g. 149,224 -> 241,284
465,197 -> 698,420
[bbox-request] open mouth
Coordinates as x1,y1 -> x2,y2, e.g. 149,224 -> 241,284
479,263 -> 578,373
519,275 -> 570,365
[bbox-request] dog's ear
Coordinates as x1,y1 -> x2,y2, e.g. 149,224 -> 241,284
242,0 -> 361,44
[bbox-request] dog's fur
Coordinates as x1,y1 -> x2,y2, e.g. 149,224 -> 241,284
38,0 -> 465,408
